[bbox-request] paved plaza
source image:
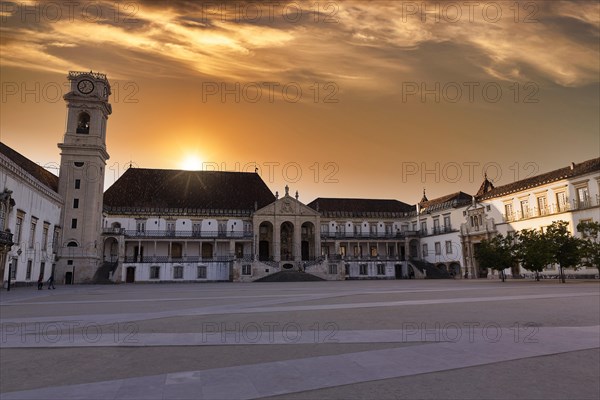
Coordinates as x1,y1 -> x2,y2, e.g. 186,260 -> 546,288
0,280 -> 599,399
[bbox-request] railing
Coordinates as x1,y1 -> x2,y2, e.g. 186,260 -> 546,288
0,230 -> 13,245
503,196 -> 599,223
121,230 -> 253,239
123,255 -> 238,263
103,228 -> 125,235
320,231 -> 419,240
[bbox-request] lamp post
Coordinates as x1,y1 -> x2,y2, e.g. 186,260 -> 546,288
7,249 -> 22,292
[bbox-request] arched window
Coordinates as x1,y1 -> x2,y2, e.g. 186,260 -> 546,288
76,112 -> 90,134
67,241 -> 78,247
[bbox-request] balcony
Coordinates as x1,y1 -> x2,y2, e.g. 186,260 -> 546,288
121,230 -> 253,239
503,195 -> 599,223
0,230 -> 13,246
123,254 -> 238,263
502,196 -> 600,222
320,231 -> 419,240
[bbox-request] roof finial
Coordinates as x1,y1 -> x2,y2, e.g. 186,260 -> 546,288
285,185 -> 289,196
295,190 -> 299,200
420,188 -> 428,203
275,191 -> 279,199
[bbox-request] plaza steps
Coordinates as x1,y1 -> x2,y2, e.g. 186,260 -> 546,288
408,260 -> 451,279
93,261 -> 118,284
254,270 -> 325,282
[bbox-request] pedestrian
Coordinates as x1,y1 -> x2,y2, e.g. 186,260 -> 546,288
47,274 -> 55,290
37,273 -> 44,290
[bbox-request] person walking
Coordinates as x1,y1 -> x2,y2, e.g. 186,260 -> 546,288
47,274 -> 56,290
37,273 -> 44,290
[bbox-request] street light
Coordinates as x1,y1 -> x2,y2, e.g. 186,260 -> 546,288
7,248 -> 22,292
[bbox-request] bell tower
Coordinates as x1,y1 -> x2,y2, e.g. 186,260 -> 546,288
56,71 -> 112,283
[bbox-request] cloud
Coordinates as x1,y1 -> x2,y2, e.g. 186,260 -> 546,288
0,0 -> 598,89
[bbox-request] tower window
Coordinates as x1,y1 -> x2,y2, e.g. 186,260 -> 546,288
74,162 -> 84,167
76,112 -> 90,134
71,219 -> 77,229
67,241 -> 78,247
73,199 -> 79,208
75,179 -> 81,189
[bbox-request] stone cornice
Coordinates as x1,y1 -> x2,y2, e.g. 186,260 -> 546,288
0,153 -> 63,205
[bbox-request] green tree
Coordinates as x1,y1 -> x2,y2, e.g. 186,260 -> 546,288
577,220 -> 600,275
546,221 -> 582,283
474,234 -> 517,282
515,229 -> 553,281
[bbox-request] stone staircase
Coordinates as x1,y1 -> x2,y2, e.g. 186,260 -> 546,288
408,260 -> 451,279
93,261 -> 118,284
254,270 -> 325,282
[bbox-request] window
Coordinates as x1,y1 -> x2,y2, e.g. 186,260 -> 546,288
504,203 -> 513,220
28,217 -> 38,248
344,263 -> 350,275
71,219 -> 77,229
74,162 -> 84,167
167,222 -> 175,235
422,243 -> 428,256
520,199 -> 529,219
136,220 -> 146,233
577,186 -> 590,208
435,242 -> 441,255
353,245 -> 361,257
556,191 -> 568,212
73,199 -> 79,209
150,266 -> 160,279
370,246 -> 377,257
67,241 -> 78,247
42,223 -> 49,250
40,262 -> 45,278
197,266 -> 207,279
412,222 -> 417,231
388,245 -> 395,257
15,214 -> 24,243
193,223 -> 201,236
377,264 -> 385,275
339,245 -> 346,257
420,221 -> 427,234
26,260 -> 32,280
328,264 -> 337,274
359,264 -> 368,275
173,266 -> 183,279
0,203 -> 5,230
433,218 -> 440,234
242,264 -> 252,276
10,259 -> 17,279
443,215 -> 451,230
537,196 -> 547,216
75,179 -> 81,189
445,241 -> 453,254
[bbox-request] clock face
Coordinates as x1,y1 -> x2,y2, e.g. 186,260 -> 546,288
77,79 -> 94,94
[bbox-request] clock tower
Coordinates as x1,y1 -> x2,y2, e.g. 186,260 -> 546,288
56,71 -> 112,283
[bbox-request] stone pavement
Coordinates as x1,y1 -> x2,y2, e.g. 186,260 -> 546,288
1,280 -> 599,399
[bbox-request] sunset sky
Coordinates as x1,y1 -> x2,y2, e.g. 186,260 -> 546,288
1,0 -> 599,204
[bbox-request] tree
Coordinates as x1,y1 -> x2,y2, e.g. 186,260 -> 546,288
514,229 -> 553,281
474,234 -> 517,282
546,221 -> 582,283
577,221 -> 600,275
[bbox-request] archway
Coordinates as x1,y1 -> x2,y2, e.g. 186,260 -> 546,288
103,237 -> 118,262
258,221 -> 273,261
280,221 -> 294,261
76,112 -> 90,134
409,239 -> 419,259
449,262 -> 461,278
301,222 -> 315,260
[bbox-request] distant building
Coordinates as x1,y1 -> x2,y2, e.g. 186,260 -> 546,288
1,70 -> 598,286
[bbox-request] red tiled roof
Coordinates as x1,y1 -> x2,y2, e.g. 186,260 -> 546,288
103,168 -> 275,212
476,158 -> 600,200
307,198 -> 414,218
0,142 -> 59,192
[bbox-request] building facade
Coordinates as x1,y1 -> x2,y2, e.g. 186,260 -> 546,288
1,70 -> 599,286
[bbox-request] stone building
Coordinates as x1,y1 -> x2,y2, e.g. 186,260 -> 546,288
1,70 -> 599,285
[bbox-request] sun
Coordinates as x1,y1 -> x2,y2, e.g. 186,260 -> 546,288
181,154 -> 204,171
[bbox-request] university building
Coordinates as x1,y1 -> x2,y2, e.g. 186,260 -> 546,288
1,71 -> 599,286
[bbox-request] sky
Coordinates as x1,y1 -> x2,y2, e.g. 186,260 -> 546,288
1,0 -> 599,204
